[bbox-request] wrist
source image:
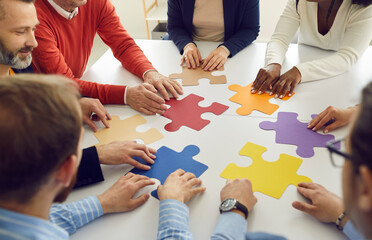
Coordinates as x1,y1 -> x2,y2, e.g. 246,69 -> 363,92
230,209 -> 246,219
335,211 -> 348,230
97,194 -> 111,214
96,145 -> 106,164
183,42 -> 196,51
143,69 -> 157,81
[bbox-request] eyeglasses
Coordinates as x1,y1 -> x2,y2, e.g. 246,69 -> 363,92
327,138 -> 353,168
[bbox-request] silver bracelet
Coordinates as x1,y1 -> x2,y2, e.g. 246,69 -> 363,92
335,212 -> 346,230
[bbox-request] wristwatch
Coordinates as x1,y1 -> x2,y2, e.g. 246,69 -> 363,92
219,198 -> 248,219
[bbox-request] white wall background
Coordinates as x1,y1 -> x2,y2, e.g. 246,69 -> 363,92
88,0 -> 289,68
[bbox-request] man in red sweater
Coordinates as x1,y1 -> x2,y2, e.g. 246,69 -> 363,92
32,0 -> 183,115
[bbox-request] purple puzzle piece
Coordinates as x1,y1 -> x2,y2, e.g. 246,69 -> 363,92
259,112 -> 339,158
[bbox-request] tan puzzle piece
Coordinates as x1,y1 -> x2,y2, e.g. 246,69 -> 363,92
93,115 -> 163,146
220,142 -> 312,199
169,66 -> 227,86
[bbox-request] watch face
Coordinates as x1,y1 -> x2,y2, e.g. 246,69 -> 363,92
220,198 -> 236,211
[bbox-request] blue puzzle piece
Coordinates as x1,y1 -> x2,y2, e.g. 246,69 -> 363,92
130,145 -> 208,199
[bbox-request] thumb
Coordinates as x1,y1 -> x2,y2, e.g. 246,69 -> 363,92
143,83 -> 157,93
83,116 -> 97,132
324,121 -> 344,133
292,201 -> 315,215
131,194 -> 150,209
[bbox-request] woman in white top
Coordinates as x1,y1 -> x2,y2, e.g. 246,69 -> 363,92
251,0 -> 372,98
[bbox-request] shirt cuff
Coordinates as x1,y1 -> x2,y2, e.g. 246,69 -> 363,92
158,199 -> 189,230
343,221 -> 364,240
124,87 -> 128,105
211,212 -> 247,240
142,69 -> 157,80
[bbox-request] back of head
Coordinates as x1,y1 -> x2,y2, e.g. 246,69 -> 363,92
0,74 -> 81,203
350,81 -> 372,171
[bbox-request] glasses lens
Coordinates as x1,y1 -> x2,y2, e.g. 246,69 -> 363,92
331,139 -> 346,167
331,151 -> 345,167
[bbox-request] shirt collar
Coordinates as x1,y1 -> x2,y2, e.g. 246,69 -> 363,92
47,0 -> 79,20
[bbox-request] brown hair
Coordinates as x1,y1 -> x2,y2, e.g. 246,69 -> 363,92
349,81 -> 372,172
0,74 -> 82,203
0,0 -> 35,20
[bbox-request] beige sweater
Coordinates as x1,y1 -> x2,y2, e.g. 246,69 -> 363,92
192,0 -> 225,42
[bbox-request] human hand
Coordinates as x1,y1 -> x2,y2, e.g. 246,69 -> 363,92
96,141 -> 156,170
97,173 -> 155,214
308,106 -> 357,133
157,169 -> 206,203
143,70 -> 183,100
292,182 -> 344,224
251,63 -> 281,95
270,66 -> 301,98
201,46 -> 229,71
181,43 -> 202,69
220,179 -> 257,213
126,83 -> 167,115
79,97 -> 111,132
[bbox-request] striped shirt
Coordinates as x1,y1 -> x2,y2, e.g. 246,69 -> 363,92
0,196 -> 103,240
49,196 -> 103,235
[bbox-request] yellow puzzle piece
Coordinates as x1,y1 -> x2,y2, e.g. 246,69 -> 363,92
94,115 -> 163,146
220,142 -> 312,199
228,82 -> 293,115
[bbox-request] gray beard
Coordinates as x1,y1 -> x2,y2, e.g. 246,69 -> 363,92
0,41 -> 32,69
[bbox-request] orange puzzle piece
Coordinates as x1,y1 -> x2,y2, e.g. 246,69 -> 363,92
228,82 -> 294,115
94,115 -> 163,146
169,66 -> 227,86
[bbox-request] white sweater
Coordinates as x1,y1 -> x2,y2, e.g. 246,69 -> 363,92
265,0 -> 372,82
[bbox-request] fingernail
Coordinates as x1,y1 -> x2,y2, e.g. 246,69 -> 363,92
150,160 -> 155,164
146,166 -> 151,170
288,93 -> 292,96
275,94 -> 278,98
280,95 -> 283,98
324,129 -> 329,133
258,91 -> 262,95
270,92 -> 273,95
312,127 -> 316,131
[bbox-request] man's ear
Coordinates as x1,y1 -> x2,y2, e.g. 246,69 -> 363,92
55,155 -> 78,187
357,166 -> 372,212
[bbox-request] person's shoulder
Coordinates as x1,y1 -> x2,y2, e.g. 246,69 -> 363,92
245,232 -> 287,240
348,0 -> 372,20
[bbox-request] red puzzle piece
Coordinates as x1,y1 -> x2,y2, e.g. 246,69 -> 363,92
162,94 -> 229,132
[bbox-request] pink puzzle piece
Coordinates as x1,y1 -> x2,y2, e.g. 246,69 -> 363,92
162,94 -> 229,132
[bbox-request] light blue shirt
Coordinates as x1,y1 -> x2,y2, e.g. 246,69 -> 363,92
0,196 -> 103,239
0,207 -> 68,240
49,196 -> 103,235
157,199 -> 364,240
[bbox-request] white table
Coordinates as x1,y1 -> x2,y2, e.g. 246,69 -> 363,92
68,40 -> 372,240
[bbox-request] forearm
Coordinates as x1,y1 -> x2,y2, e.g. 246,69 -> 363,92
211,212 -> 247,240
265,0 -> 299,67
295,48 -> 359,82
343,221 -> 365,240
157,199 -> 193,240
49,196 -> 103,235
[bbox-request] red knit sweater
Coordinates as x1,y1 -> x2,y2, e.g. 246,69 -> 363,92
32,0 -> 155,104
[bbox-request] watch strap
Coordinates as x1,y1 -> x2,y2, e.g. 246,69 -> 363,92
234,200 -> 249,219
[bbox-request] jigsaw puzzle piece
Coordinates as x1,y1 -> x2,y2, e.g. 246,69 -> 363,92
220,142 -> 312,199
163,94 -> 229,132
93,115 -> 163,146
259,112 -> 338,158
169,66 -> 227,86
228,83 -> 293,115
130,145 -> 208,199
